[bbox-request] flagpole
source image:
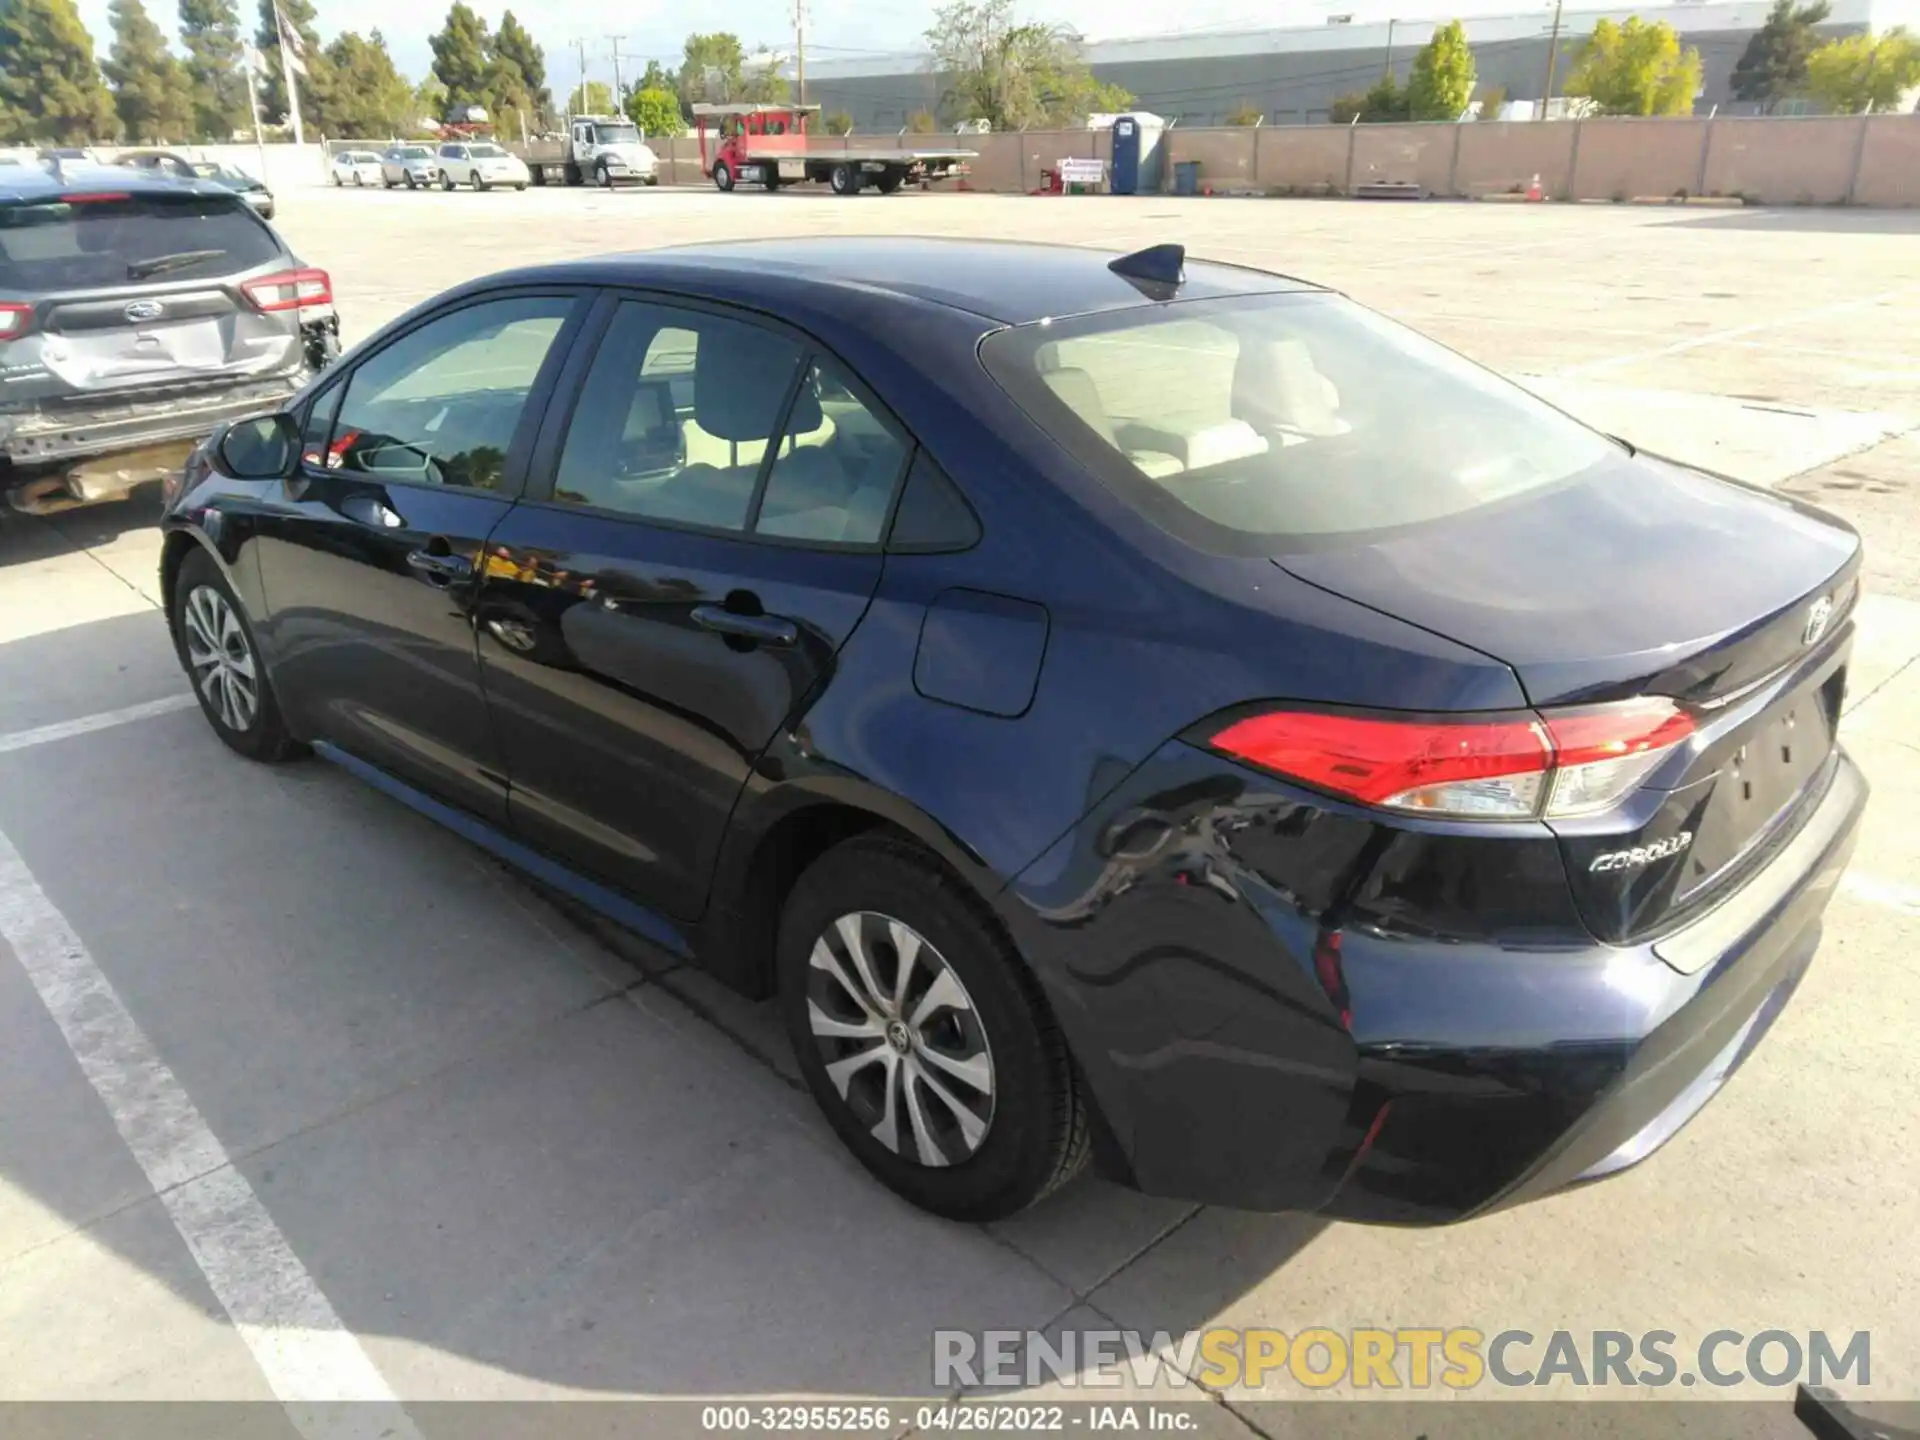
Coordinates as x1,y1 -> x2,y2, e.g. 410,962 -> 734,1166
243,47 -> 269,180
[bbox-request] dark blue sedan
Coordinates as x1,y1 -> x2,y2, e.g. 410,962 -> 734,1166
160,238 -> 1867,1222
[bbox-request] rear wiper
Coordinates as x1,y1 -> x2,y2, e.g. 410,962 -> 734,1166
126,249 -> 226,280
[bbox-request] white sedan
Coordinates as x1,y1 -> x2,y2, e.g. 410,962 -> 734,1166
329,149 -> 384,187
435,142 -> 530,191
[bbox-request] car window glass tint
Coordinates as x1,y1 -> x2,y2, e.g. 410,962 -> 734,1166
551,301 -> 804,532
0,193 -> 278,289
981,292 -> 1614,547
755,359 -> 909,545
887,451 -> 981,551
330,296 -> 572,492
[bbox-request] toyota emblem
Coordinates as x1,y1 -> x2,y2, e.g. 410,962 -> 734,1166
1803,595 -> 1834,646
123,299 -> 165,322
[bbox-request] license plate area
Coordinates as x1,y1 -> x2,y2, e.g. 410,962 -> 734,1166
1676,666 -> 1843,904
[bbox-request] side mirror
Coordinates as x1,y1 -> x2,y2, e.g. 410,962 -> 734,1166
217,412 -> 299,480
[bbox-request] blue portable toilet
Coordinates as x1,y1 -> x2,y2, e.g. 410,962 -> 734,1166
1110,113 -> 1168,195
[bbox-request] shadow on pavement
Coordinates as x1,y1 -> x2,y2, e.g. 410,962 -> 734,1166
1665,208 -> 1920,234
0,602 -> 1327,1402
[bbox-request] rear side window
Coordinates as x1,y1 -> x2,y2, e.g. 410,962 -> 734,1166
980,291 -> 1613,554
0,193 -> 280,289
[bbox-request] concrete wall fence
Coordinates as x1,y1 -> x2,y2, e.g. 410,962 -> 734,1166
131,112 -> 1919,206
690,113 -> 1918,205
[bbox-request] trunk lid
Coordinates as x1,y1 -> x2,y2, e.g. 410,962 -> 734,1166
0,188 -> 301,405
1277,451 -> 1860,942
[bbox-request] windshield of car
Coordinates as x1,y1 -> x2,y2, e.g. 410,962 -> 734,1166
191,163 -> 250,183
0,191 -> 279,289
594,123 -> 640,145
468,144 -> 508,158
394,147 -> 431,159
980,290 -> 1615,553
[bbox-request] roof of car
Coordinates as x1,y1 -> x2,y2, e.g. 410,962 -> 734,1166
536,236 -> 1322,326
0,164 -> 236,205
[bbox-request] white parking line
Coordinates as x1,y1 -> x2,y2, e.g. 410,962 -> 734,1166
1554,286 -> 1919,379
1842,872 -> 1920,917
0,694 -> 199,755
0,823 -> 420,1438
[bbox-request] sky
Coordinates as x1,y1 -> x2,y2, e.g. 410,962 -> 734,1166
66,0 -> 1438,90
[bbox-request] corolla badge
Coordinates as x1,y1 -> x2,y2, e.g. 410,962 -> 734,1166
123,299 -> 165,322
1589,831 -> 1693,873
1804,595 -> 1834,646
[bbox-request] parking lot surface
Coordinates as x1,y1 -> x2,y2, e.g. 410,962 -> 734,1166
2,187 -> 1918,1431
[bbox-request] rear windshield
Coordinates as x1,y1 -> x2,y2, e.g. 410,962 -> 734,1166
980,291 -> 1614,554
0,192 -> 280,290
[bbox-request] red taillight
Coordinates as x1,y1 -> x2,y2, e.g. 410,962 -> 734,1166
60,191 -> 131,203
1210,699 -> 1694,821
241,267 -> 331,313
0,302 -> 32,341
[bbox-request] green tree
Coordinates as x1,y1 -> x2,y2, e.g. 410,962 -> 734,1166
1565,17 -> 1703,116
1405,19 -> 1475,120
179,0 -> 246,139
1804,27 -> 1920,112
429,2 -> 490,115
1331,73 -> 1410,123
1225,100 -> 1261,125
489,11 -> 547,125
104,0 -> 191,139
0,0 -> 117,143
413,67 -> 446,125
1474,82 -> 1508,118
678,31 -> 744,108
255,0 -> 318,126
924,0 -> 1130,129
310,28 -> 412,134
624,84 -> 682,136
1730,0 -> 1832,111
565,78 -> 612,113
823,107 -> 853,134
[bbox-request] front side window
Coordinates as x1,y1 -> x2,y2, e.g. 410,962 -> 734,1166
551,301 -> 802,531
438,145 -> 463,159
981,291 -> 1614,553
328,296 -> 574,491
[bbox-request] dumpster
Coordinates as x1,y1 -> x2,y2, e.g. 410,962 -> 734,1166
1173,160 -> 1201,196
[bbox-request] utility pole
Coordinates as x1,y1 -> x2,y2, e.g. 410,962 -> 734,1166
793,0 -> 807,105
1541,0 -> 1564,119
1382,17 -> 1396,79
574,38 -> 589,113
607,35 -> 627,104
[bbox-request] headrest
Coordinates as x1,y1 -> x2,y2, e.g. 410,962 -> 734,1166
694,325 -> 815,442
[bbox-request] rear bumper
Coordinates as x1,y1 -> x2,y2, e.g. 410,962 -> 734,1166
0,375 -> 307,470
1004,742 -> 1867,1222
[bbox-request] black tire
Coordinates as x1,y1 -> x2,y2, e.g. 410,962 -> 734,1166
762,167 -> 781,191
564,162 -> 581,186
777,834 -> 1089,1221
404,171 -> 417,189
172,549 -> 303,764
382,175 -> 395,188
354,173 -> 364,186
477,174 -> 490,192
514,182 -> 526,191
596,160 -> 613,188
874,171 -> 904,194
440,170 -> 455,190
532,165 -> 546,186
331,172 -> 341,186
713,161 -> 734,192
829,162 -> 861,196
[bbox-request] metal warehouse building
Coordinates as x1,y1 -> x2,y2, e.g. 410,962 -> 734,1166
805,0 -> 1896,129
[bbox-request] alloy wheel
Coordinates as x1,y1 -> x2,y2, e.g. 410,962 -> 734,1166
806,911 -> 995,1168
182,584 -> 259,733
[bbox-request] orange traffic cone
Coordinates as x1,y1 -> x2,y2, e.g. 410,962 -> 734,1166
1525,172 -> 1544,202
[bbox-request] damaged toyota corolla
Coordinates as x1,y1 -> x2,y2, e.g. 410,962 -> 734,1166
0,166 -> 336,515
